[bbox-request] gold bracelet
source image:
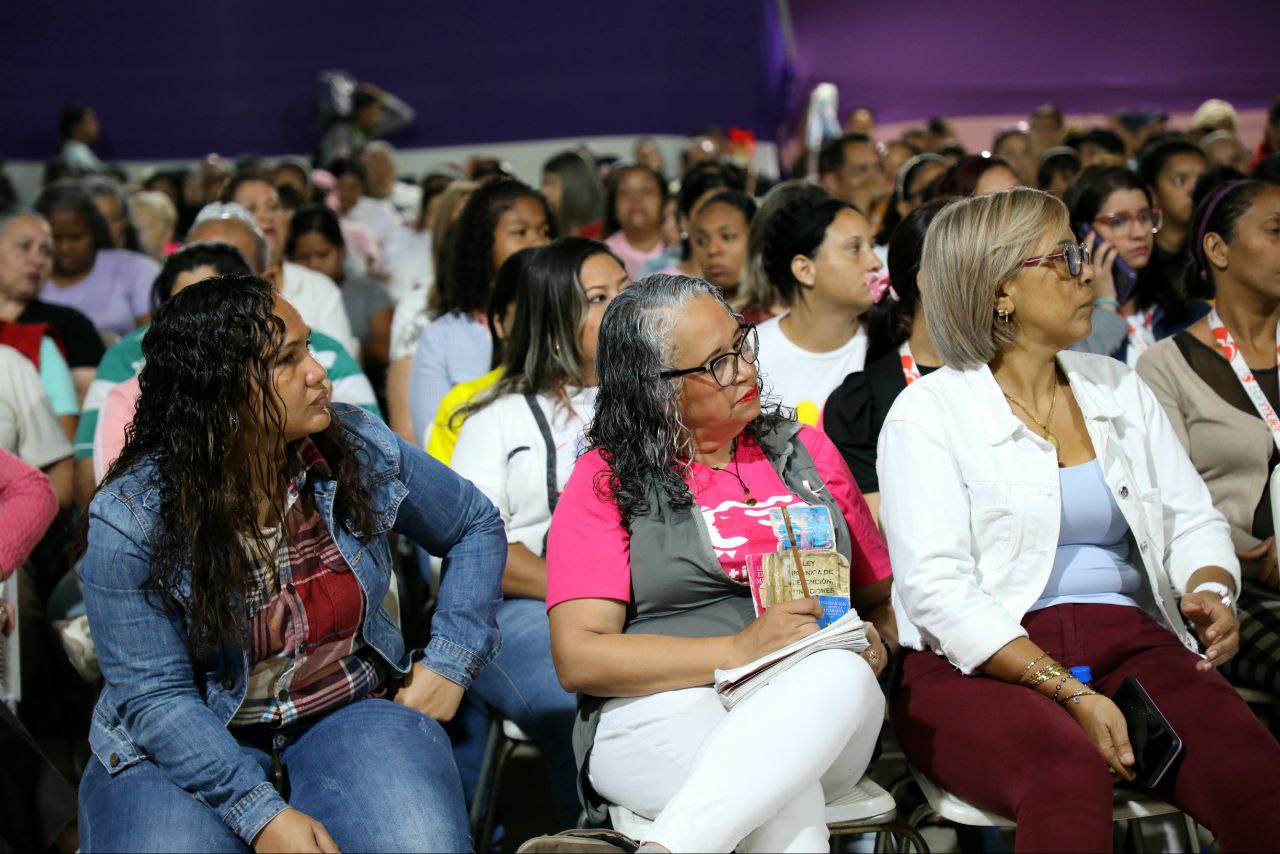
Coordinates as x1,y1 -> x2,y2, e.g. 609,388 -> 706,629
1051,675 -> 1074,703
1025,664 -> 1068,688
1018,653 -> 1050,684
1058,688 -> 1098,706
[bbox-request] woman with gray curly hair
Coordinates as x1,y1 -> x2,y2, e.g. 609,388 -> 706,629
545,274 -> 895,852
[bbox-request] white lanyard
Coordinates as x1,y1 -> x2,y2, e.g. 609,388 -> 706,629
899,341 -> 921,386
1206,310 -> 1280,451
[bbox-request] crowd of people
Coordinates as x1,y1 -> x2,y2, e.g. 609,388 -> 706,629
1,89 -> 1280,853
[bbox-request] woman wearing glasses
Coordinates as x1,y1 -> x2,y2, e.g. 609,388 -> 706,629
881,187 -> 1280,851
1066,165 -> 1210,367
546,275 -> 895,852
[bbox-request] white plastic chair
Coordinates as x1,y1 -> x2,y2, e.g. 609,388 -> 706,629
609,775 -> 928,852
908,766 -> 1198,850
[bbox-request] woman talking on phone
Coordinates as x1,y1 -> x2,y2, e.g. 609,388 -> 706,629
1066,165 -> 1209,366
880,187 -> 1280,851
77,275 -> 505,852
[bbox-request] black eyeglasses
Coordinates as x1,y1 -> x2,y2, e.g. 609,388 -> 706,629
1020,241 -> 1091,277
659,323 -> 759,388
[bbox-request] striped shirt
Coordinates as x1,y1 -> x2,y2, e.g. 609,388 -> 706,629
73,326 -> 381,459
230,438 -> 384,727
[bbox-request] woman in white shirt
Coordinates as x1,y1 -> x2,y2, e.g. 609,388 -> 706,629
878,187 -> 1280,851
449,237 -> 629,825
757,195 -> 882,426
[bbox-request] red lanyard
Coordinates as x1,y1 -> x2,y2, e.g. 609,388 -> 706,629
899,342 -> 921,386
1206,310 -> 1280,451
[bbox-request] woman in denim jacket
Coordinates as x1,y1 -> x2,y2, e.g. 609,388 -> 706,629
77,274 -> 505,853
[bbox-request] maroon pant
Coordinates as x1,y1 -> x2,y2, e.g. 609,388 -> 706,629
892,604 -> 1280,852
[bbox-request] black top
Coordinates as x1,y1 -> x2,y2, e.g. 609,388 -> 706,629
823,348 -> 940,494
17,299 -> 106,369
1173,331 -> 1279,539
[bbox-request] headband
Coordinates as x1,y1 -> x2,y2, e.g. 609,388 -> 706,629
894,153 -> 947,199
1195,180 -> 1247,280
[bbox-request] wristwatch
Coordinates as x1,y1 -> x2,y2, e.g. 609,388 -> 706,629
1191,581 -> 1235,611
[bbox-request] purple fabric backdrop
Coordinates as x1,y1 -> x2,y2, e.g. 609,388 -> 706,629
0,2 -> 789,161
786,0 -> 1279,125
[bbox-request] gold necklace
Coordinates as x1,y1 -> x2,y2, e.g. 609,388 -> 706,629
1003,377 -> 1061,456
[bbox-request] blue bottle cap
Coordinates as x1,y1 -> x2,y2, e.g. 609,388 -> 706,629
1070,665 -> 1093,684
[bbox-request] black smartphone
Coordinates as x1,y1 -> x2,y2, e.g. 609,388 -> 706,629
1111,677 -> 1182,787
1080,224 -> 1138,306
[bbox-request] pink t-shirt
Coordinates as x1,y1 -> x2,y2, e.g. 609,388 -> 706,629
603,231 -> 666,280
546,426 -> 891,609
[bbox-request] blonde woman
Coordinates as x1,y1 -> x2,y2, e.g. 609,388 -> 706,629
879,187 -> 1280,851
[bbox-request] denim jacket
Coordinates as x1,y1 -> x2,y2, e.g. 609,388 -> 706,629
81,404 -> 505,844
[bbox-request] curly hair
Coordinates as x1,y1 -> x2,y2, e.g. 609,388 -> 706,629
99,274 -> 376,649
436,178 -> 555,318
587,274 -> 789,528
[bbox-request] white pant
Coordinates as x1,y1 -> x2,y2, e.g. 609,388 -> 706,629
589,649 -> 885,853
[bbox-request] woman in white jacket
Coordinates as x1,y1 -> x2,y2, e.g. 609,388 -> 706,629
450,237 -> 629,824
878,187 -> 1280,851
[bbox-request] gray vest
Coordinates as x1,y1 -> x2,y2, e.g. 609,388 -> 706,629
572,420 -> 853,826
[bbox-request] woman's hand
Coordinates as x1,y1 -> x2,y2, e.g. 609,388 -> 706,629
861,623 -> 889,677
1238,537 -> 1279,588
730,597 -> 823,667
1085,231 -> 1119,305
0,600 -> 13,638
1181,592 -> 1241,670
254,808 -> 339,853
1063,693 -> 1136,781
393,661 -> 465,722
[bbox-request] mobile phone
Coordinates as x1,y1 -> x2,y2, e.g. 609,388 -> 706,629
1111,677 -> 1182,787
1080,224 -> 1138,306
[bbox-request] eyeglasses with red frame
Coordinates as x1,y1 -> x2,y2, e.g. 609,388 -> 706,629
1020,241 -> 1091,278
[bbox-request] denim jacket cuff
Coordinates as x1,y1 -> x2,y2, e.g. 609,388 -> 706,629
421,635 -> 494,690
225,781 -> 290,845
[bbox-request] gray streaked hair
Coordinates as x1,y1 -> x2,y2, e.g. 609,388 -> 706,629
0,206 -> 47,234
920,186 -> 1069,367
188,202 -> 270,274
587,273 -> 789,526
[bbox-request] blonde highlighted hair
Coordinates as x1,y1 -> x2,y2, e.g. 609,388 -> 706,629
920,187 -> 1069,367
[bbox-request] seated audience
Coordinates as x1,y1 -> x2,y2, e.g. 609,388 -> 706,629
877,153 -> 948,247
643,161 -> 747,279
450,237 -> 629,824
880,186 -> 1280,851
1036,146 -> 1083,199
330,156 -> 400,250
1067,164 -> 1209,365
129,190 -> 177,262
1139,138 -> 1208,296
78,274 -> 504,852
220,171 -> 358,358
1137,179 -> 1280,701
286,205 -> 393,371
541,150 -> 604,238
361,141 -> 420,225
757,195 -> 882,425
935,154 -> 1020,198
0,343 -> 72,510
383,172 -> 452,303
0,208 -> 105,399
690,190 -> 764,320
547,275 -> 895,851
741,180 -> 828,324
36,182 -> 159,339
1201,130 -> 1251,173
387,180 -> 475,443
992,129 -> 1035,185
83,178 -> 135,251
73,215 -> 380,502
824,199 -> 949,519
817,133 -> 888,230
409,179 -> 552,443
602,164 -> 667,278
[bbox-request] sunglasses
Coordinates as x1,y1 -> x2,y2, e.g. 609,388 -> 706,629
1020,241 -> 1091,277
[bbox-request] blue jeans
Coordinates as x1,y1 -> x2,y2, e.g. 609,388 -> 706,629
79,699 -> 472,853
452,597 -> 580,825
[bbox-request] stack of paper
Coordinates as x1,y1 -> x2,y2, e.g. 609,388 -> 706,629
713,610 -> 868,709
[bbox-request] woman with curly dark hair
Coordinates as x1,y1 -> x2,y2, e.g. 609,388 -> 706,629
545,275 -> 896,851
408,178 -> 553,442
77,274 -> 506,852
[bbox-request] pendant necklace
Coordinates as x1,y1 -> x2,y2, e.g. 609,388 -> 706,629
712,438 -> 757,505
1003,373 -> 1062,466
